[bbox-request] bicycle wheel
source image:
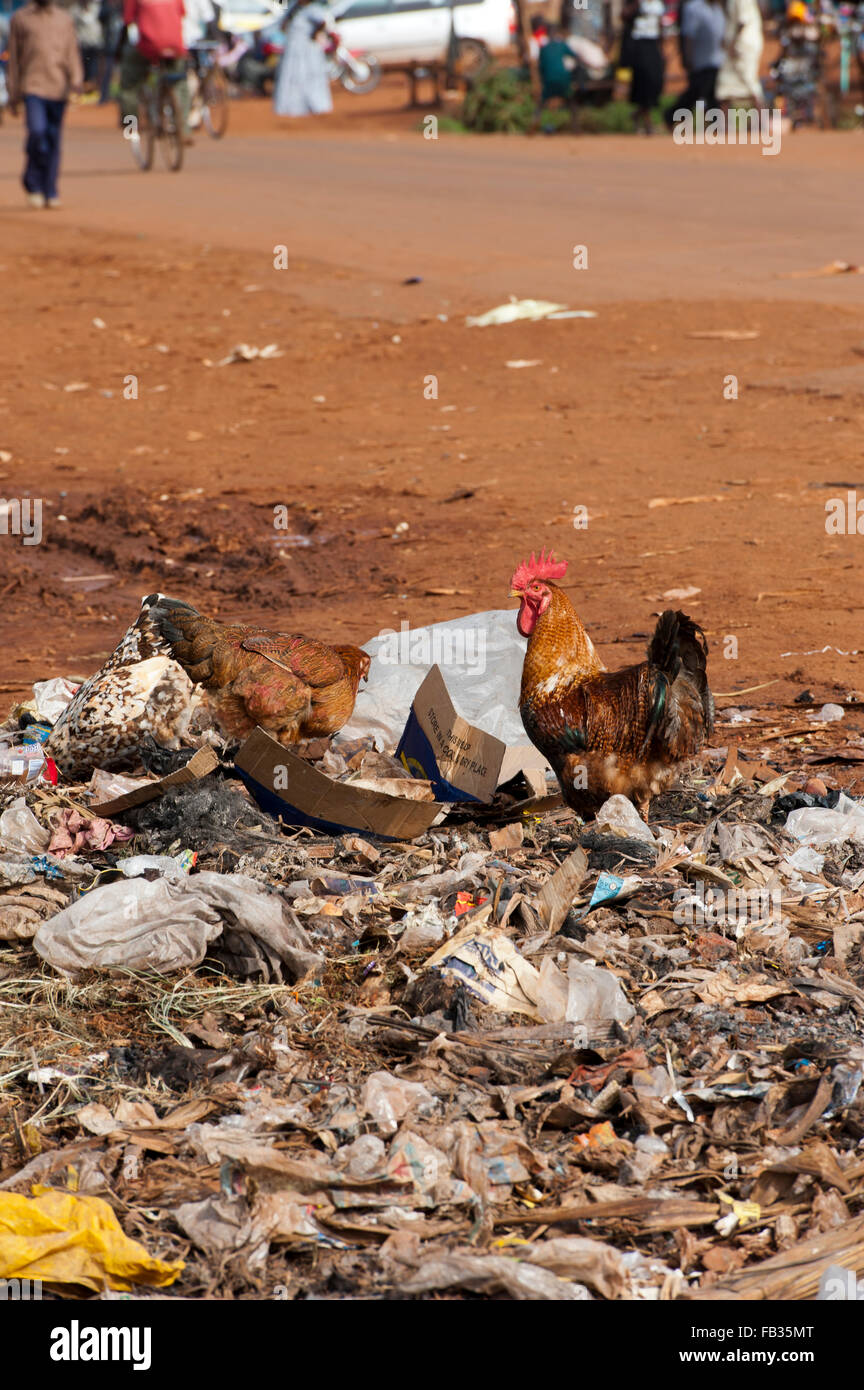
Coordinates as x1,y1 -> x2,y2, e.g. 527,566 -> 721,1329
133,92 -> 155,169
202,66 -> 229,137
157,83 -> 184,171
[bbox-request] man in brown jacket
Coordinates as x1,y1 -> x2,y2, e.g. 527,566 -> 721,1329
8,0 -> 83,208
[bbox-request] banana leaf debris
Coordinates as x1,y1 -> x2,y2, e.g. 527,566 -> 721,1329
3,686 -> 864,1300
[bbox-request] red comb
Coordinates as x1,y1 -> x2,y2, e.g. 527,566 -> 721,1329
510,549 -> 568,590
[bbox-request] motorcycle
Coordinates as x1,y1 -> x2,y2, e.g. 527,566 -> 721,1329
323,28 -> 381,94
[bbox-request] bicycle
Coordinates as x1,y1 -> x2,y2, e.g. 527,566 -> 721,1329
188,40 -> 229,139
129,59 -> 185,172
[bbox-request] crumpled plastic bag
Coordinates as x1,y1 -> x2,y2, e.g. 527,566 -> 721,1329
338,609 -> 532,750
535,956 -> 635,1025
362,1071 -> 438,1136
397,903 -> 448,953
399,1250 -> 589,1300
32,677 -> 79,724
594,795 -> 656,844
0,798 -> 50,855
34,871 -> 322,981
786,793 -> 864,848
0,1185 -> 183,1292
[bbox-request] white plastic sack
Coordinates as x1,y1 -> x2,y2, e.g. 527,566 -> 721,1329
34,871 -> 322,979
339,609 -> 530,750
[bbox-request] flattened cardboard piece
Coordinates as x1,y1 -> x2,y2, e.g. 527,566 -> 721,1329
394,665 -> 502,803
396,665 -> 550,804
235,727 -> 443,841
91,747 -> 219,818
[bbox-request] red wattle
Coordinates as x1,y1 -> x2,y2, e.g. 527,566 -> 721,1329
517,601 -> 536,638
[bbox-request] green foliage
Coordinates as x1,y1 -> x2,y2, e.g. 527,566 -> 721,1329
435,114 -> 469,133
461,68 -> 535,133
578,99 -> 637,133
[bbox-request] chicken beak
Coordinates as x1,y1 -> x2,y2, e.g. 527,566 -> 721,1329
510,589 -> 523,599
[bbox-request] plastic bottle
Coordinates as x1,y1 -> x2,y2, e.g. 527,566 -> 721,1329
0,736 -> 56,786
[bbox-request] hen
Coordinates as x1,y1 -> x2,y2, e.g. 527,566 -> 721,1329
511,550 -> 713,817
138,594 -> 370,746
46,595 -> 370,778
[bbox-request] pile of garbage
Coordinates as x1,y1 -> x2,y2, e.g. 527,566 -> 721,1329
2,633 -> 864,1301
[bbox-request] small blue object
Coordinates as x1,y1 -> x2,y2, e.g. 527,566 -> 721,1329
586,872 -> 625,912
30,855 -> 63,880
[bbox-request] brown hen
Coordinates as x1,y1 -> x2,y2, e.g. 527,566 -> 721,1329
142,594 -> 370,745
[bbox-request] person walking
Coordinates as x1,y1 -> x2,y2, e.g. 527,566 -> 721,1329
716,0 -> 765,106
272,0 -> 333,118
669,0 -> 726,114
622,0 -> 666,132
70,0 -> 104,90
7,0 -> 83,208
98,0 -> 124,103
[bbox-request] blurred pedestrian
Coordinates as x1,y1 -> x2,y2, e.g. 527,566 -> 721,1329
273,0 -> 332,118
98,0 -> 124,103
669,0 -> 726,114
622,0 -> 665,132
532,23 -> 582,129
716,0 -> 765,105
117,0 -> 190,137
7,0 -> 83,208
70,0 -> 103,90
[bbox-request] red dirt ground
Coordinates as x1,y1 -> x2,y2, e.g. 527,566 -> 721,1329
1,95 -> 863,733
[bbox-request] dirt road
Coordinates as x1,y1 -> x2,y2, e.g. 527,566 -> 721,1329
2,101 -> 863,734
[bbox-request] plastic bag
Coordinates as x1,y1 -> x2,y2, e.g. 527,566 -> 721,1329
536,956 -> 635,1025
34,871 -> 321,980
32,677 -> 79,724
362,1072 -> 437,1136
594,795 -> 656,843
337,609 -> 531,750
786,793 -> 864,848
0,1185 -> 183,1292
0,798 -> 50,855
397,903 -> 448,953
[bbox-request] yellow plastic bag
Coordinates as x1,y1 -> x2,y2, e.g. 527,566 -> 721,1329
0,1185 -> 184,1292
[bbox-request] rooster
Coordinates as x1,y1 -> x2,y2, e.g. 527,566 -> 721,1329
46,595 -> 370,778
510,551 -> 713,818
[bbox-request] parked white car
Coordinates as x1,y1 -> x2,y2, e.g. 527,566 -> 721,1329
330,0 -> 517,68
219,0 -> 516,69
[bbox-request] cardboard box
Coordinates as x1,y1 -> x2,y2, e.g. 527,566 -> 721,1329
395,665 -> 549,805
235,727 -> 444,841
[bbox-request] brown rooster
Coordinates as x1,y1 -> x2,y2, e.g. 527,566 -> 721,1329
141,595 -> 370,745
511,551 -> 713,817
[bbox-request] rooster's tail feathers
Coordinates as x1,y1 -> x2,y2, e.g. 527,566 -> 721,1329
647,609 -> 714,731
